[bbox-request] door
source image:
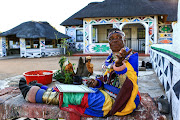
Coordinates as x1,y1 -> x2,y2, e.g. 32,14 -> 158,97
137,28 -> 145,53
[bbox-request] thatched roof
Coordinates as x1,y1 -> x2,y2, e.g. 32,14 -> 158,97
0,21 -> 70,39
60,2 -> 100,26
61,0 -> 177,26
150,0 -> 178,21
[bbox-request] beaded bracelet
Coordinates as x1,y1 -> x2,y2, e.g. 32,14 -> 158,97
115,67 -> 127,75
94,79 -> 102,88
113,62 -> 126,71
27,86 -> 40,103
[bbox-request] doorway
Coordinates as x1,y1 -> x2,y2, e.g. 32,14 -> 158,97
122,24 -> 145,53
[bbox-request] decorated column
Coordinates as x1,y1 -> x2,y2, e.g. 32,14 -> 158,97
89,24 -> 93,44
40,38 -> 46,57
154,16 -> 158,44
20,38 -> 26,57
0,37 -> 7,57
145,23 -> 150,54
83,19 -> 90,53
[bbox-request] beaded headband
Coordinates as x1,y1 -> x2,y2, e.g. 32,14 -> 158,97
108,30 -> 125,41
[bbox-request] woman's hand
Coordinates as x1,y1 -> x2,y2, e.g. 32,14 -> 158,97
115,48 -> 132,67
87,79 -> 98,88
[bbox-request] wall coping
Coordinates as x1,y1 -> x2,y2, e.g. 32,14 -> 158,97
151,46 -> 180,63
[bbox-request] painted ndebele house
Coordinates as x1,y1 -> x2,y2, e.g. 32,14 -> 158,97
0,21 -> 70,58
61,0 -> 178,54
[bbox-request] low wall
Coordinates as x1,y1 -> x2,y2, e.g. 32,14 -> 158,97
25,48 -> 64,58
150,44 -> 180,120
0,87 -> 163,120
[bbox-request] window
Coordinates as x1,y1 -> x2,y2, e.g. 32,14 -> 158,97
33,39 -> 39,48
26,40 -> 31,48
92,28 -> 97,43
76,29 -> 83,42
45,39 -> 53,48
25,39 -> 39,48
137,28 -> 145,39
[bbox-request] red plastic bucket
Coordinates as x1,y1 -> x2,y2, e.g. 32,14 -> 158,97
23,70 -> 53,85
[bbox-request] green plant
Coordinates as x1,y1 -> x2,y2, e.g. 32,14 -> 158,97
64,70 -> 73,84
60,38 -> 69,48
58,56 -> 67,71
66,50 -> 74,56
53,56 -> 75,84
54,33 -> 69,55
53,70 -> 65,83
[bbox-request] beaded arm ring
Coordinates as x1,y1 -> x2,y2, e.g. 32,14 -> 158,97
113,62 -> 127,75
94,79 -> 103,88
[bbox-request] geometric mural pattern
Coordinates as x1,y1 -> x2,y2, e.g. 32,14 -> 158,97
158,37 -> 172,44
150,49 -> 180,120
83,16 -> 154,53
20,39 -> 26,58
26,49 -> 62,58
0,39 -> 6,57
76,42 -> 83,51
67,42 -> 76,52
158,24 -> 173,44
149,22 -> 154,47
65,26 -> 84,51
159,25 -> 173,33
89,44 -> 110,53
26,52 -> 41,58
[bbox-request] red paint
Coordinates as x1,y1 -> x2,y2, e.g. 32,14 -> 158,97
159,40 -> 172,44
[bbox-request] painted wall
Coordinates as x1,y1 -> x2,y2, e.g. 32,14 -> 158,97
65,16 -> 174,54
158,22 -> 173,44
150,45 -> 180,120
65,26 -> 84,51
150,2 -> 180,118
83,16 -> 155,54
0,37 -> 6,57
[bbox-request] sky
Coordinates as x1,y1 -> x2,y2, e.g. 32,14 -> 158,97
0,0 -> 104,34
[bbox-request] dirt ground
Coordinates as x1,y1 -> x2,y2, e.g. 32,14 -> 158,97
0,56 -> 107,80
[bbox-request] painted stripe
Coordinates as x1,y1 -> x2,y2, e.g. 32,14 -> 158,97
151,46 -> 180,62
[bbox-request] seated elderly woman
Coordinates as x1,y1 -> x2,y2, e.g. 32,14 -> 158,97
19,28 -> 141,117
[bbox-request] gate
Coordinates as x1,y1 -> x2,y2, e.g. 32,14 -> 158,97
125,38 -> 145,53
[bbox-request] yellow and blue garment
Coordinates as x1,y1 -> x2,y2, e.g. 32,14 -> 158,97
59,52 -> 141,117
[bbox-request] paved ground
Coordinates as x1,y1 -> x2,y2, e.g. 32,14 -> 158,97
0,55 -> 165,98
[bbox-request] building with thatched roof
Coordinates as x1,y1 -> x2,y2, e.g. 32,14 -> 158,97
61,0 -> 178,54
0,21 -> 70,58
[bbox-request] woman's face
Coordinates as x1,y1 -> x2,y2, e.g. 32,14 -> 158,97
109,33 -> 124,52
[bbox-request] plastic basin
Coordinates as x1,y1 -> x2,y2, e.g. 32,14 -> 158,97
23,70 -> 53,85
